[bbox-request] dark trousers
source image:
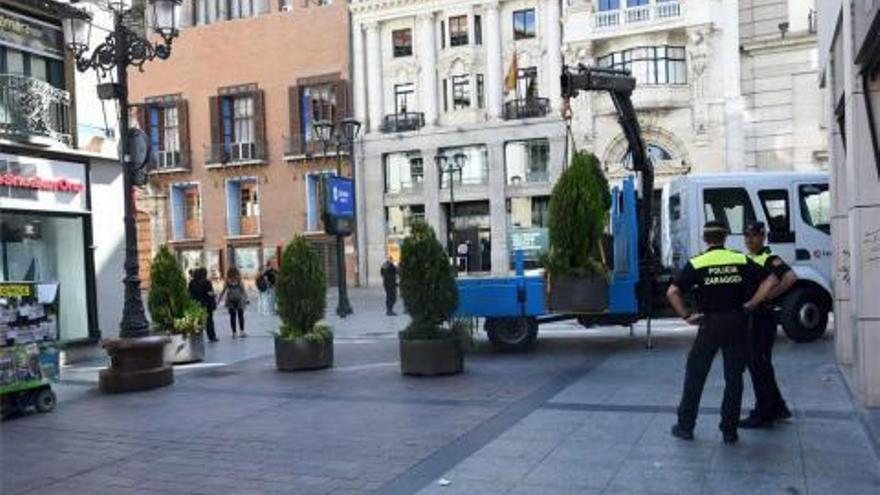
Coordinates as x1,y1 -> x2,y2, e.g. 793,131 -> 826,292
384,286 -> 397,314
228,307 -> 245,333
677,311 -> 748,433
205,308 -> 216,341
746,311 -> 787,419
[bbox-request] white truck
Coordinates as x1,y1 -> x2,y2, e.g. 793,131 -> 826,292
661,172 -> 832,343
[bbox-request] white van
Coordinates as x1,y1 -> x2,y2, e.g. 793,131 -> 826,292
661,172 -> 832,342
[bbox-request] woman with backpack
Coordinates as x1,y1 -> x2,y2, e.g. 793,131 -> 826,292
217,267 -> 249,338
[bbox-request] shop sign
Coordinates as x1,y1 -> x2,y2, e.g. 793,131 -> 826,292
0,154 -> 87,213
0,8 -> 64,59
508,228 -> 549,260
323,175 -> 355,236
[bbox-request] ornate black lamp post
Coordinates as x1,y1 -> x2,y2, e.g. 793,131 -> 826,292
63,0 -> 182,393
313,117 -> 361,318
436,152 -> 467,262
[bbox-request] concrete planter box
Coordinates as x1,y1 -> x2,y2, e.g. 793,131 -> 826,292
163,333 -> 205,365
274,336 -> 333,371
399,337 -> 464,376
546,275 -> 608,313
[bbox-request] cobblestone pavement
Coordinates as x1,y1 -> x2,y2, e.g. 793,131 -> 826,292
2,289 -> 879,495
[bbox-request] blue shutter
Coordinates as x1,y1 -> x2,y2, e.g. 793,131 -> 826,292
305,174 -> 315,231
226,180 -> 241,236
171,185 -> 185,240
149,106 -> 161,157
221,96 -> 234,152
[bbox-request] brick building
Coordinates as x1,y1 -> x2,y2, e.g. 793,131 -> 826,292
129,0 -> 355,287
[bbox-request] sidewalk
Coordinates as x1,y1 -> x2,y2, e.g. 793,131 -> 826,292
2,305 -> 879,495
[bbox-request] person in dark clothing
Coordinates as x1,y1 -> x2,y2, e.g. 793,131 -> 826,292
188,268 -> 218,342
667,221 -> 779,444
217,267 -> 248,338
740,221 -> 797,428
380,257 -> 398,316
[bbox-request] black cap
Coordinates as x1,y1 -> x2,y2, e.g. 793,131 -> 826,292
744,221 -> 766,235
703,220 -> 729,235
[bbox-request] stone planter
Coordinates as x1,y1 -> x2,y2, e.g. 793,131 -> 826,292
399,337 -> 464,376
274,336 -> 333,371
546,275 -> 609,313
99,336 -> 173,394
163,333 -> 205,365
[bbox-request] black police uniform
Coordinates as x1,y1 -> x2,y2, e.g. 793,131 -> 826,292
673,246 -> 769,434
745,246 -> 791,421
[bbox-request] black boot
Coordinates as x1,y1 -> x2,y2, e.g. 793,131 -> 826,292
670,424 -> 694,441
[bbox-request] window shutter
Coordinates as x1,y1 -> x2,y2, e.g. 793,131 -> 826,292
252,89 -> 266,159
177,99 -> 190,169
208,95 -> 220,162
288,85 -> 302,154
226,180 -> 242,236
335,79 -> 350,121
171,186 -> 185,240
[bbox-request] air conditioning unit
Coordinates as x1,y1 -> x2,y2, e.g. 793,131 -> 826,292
230,142 -> 256,161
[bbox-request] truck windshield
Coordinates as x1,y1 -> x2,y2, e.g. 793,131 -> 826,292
799,184 -> 830,235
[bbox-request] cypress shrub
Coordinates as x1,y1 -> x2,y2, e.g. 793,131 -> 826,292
276,236 -> 329,341
546,150 -> 611,277
399,221 -> 458,338
147,246 -> 190,332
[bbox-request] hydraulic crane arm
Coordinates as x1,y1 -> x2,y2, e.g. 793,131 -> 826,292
561,64 -> 656,317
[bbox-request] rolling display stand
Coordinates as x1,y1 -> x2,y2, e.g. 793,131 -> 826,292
0,282 -> 60,419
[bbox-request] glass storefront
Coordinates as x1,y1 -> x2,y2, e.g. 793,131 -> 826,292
0,211 -> 89,341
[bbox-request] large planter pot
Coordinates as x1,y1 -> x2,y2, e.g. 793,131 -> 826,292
399,337 -> 464,376
274,336 -> 333,371
546,275 -> 609,313
163,333 -> 205,364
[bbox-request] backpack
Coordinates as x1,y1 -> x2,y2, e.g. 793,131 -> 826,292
226,283 -> 246,307
256,275 -> 268,292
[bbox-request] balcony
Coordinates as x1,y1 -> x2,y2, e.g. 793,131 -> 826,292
206,141 -> 267,167
0,75 -> 71,146
594,1 -> 682,29
381,112 -> 425,133
283,134 -> 351,161
503,97 -> 550,120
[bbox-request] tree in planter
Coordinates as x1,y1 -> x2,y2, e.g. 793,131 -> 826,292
546,150 -> 611,277
276,237 -> 330,342
399,221 -> 459,339
147,246 -> 190,332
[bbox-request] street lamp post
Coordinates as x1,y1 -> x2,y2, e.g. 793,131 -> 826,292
436,152 -> 467,263
63,0 -> 182,392
313,118 -> 360,318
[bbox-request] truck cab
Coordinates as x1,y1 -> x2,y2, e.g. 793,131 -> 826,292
661,172 -> 832,342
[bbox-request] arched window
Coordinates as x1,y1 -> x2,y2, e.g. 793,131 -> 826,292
621,143 -> 673,166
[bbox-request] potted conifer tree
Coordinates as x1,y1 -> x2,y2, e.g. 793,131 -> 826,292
545,150 -> 612,313
148,246 -> 206,364
398,221 -> 463,376
274,237 -> 333,371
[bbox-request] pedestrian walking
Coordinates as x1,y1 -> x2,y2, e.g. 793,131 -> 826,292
217,267 -> 248,338
257,261 -> 278,316
740,221 -> 797,428
667,221 -> 779,444
188,268 -> 218,342
380,257 -> 398,316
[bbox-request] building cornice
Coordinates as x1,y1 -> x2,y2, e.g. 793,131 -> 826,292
351,0 -> 507,18
740,32 -> 819,55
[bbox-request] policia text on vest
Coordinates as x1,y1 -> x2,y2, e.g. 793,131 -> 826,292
666,221 -> 779,444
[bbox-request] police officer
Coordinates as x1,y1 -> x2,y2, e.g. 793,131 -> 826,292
667,221 -> 779,444
740,221 -> 796,428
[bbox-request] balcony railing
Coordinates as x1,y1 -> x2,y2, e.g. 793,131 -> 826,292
381,112 -> 425,133
0,74 -> 71,146
206,141 -> 267,166
503,97 -> 550,120
152,149 -> 191,172
594,1 -> 682,29
284,134 -> 351,159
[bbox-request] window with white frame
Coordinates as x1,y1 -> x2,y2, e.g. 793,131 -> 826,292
148,104 -> 181,169
505,139 -> 550,184
451,75 -> 470,109
169,183 -> 201,240
385,151 -> 424,192
513,9 -> 535,40
226,178 -> 260,236
394,83 -> 414,114
597,46 -> 687,85
449,15 -> 468,46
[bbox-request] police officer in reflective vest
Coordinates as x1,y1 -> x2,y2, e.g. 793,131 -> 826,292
667,221 -> 779,444
740,221 -> 797,428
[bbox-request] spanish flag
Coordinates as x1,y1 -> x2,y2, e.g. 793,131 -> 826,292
504,52 -> 518,95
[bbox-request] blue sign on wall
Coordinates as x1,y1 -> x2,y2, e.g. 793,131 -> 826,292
326,176 -> 354,218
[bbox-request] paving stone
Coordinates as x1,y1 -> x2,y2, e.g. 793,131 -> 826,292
604,461 -> 706,495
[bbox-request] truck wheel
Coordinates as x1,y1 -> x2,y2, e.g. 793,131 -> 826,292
780,288 -> 828,343
486,317 -> 538,351
34,388 -> 56,413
